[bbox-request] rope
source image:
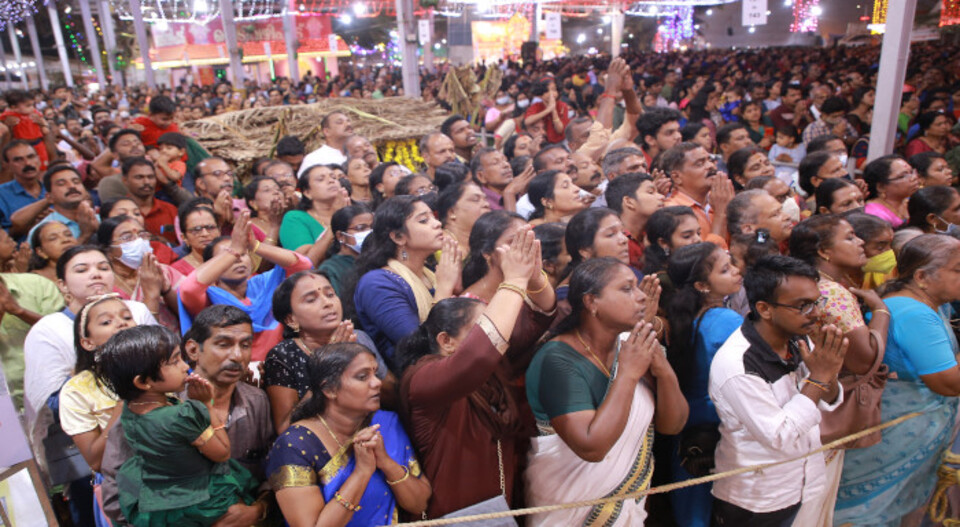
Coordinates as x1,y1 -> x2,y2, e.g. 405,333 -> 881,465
388,411 -> 925,526
929,449 -> 960,526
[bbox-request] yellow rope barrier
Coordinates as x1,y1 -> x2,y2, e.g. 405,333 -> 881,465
388,411 -> 926,526
930,449 -> 960,526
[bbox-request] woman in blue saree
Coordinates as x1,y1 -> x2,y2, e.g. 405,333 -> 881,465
266,342 -> 431,526
835,234 -> 960,526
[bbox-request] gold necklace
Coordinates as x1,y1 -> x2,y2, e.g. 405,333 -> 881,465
316,414 -> 347,450
576,330 -> 612,377
129,400 -> 170,407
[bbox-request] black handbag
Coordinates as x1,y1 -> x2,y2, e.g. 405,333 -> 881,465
678,424 -> 721,478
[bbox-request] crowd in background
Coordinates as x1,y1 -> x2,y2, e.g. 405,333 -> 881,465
0,40 -> 960,527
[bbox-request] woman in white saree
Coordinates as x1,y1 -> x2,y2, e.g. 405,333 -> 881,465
524,257 -> 688,526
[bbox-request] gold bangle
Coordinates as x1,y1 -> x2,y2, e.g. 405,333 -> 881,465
386,466 -> 410,486
252,240 -> 261,254
334,492 -> 361,512
264,237 -> 276,244
497,282 -> 527,300
803,378 -> 829,392
873,308 -> 891,317
526,270 -> 549,294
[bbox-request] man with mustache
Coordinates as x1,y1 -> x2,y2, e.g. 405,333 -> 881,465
342,134 -> 380,169
23,165 -> 99,244
121,157 -> 179,245
0,140 -> 47,238
194,156 -> 239,227
662,142 -> 736,247
92,129 -> 149,203
100,305 -> 275,526
298,111 -> 353,177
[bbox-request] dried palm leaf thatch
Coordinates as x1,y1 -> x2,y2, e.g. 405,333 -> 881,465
438,65 -> 503,125
180,97 -> 448,179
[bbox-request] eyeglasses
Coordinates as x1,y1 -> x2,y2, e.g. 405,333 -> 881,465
114,231 -> 152,244
886,169 -> 917,183
766,297 -> 827,316
415,185 -> 438,195
186,224 -> 219,235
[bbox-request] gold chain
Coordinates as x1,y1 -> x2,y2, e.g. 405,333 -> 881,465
316,414 -> 345,450
576,330 -> 612,377
496,439 -> 505,497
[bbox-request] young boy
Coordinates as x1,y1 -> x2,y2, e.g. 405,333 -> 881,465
769,125 -> 806,187
1,90 -> 51,169
130,95 -> 179,148
149,131 -> 188,187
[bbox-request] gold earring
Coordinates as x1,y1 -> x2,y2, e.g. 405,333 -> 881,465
290,323 -> 300,333
450,214 -> 456,220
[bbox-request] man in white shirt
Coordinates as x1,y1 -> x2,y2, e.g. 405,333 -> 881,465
709,255 -> 847,526
298,111 -> 354,177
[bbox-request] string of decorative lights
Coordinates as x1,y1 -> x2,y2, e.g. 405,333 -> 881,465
790,0 -> 820,32
63,2 -> 95,71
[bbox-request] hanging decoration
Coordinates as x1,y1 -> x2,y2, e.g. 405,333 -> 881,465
63,3 -> 94,71
0,0 -> 36,28
941,0 -> 960,27
790,0 -> 820,32
652,5 -> 694,51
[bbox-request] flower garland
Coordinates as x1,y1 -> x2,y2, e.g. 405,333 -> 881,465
380,139 -> 424,173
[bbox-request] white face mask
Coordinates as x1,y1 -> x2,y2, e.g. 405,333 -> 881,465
781,196 -> 801,223
115,237 -> 153,269
346,229 -> 372,253
837,153 -> 849,168
496,96 -> 511,105
517,99 -> 530,109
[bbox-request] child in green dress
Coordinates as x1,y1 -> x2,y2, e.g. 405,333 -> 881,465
96,325 -> 257,527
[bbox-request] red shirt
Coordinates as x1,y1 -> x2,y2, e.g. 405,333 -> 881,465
142,199 -> 179,245
132,116 -> 179,148
1,110 -> 49,168
524,100 -> 571,144
625,230 -> 645,271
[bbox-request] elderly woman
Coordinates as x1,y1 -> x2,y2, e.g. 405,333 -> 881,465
96,215 -> 183,331
835,234 -> 960,525
266,343 -> 431,526
178,210 -> 312,362
397,223 -> 554,518
524,258 -> 688,525
28,220 -> 78,283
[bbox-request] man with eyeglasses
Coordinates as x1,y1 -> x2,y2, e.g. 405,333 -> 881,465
194,157 -> 239,226
709,255 -> 847,526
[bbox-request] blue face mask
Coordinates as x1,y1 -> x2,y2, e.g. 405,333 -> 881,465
935,215 -> 960,236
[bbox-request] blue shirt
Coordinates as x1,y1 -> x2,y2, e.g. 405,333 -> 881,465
685,307 -> 743,428
0,179 -> 45,232
884,296 -> 958,382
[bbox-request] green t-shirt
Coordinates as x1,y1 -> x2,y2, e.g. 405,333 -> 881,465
317,253 -> 355,300
526,340 -> 610,423
279,210 -> 325,251
0,273 -> 65,409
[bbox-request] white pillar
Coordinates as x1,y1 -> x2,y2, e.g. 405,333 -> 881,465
219,0 -> 245,85
422,9 -> 434,73
611,10 -> 625,58
25,15 -> 48,90
0,38 -> 9,90
100,0 -> 123,87
395,0 -> 420,97
78,0 -> 108,88
127,0 -> 155,88
8,23 -> 28,89
531,2 -> 542,42
48,1 -> 75,87
867,0 -> 918,162
283,0 -> 300,83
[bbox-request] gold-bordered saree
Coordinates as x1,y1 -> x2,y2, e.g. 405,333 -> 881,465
524,377 -> 656,527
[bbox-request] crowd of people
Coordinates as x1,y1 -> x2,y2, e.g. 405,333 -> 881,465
1,40 -> 960,527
